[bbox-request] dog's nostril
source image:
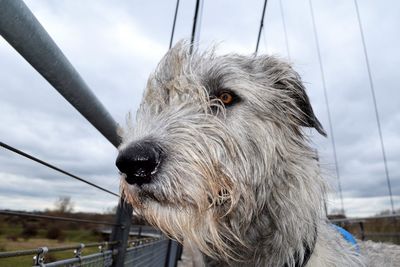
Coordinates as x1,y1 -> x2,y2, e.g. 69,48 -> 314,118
116,142 -> 161,185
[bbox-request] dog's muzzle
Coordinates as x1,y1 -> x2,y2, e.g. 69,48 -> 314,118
116,141 -> 162,186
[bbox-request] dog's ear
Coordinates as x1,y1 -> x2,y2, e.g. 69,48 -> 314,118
255,56 -> 326,137
229,55 -> 326,136
274,72 -> 327,137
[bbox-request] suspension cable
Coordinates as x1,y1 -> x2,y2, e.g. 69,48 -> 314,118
278,0 -> 290,60
308,0 -> 344,214
262,23 -> 268,54
169,0 -> 180,49
0,210 -> 118,226
353,0 -> 394,214
0,141 -> 120,197
255,0 -> 268,55
190,0 -> 201,54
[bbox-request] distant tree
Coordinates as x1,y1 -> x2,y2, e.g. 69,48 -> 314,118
376,209 -> 400,216
21,223 -> 38,239
330,208 -> 346,216
54,196 -> 74,213
377,209 -> 391,216
46,226 -> 65,241
103,205 -> 118,215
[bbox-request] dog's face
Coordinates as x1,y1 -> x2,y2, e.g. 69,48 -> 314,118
117,42 -> 325,260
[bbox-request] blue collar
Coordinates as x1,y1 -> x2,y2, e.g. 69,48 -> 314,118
332,224 -> 360,252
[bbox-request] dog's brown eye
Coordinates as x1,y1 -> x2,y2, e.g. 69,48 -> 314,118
218,92 -> 234,105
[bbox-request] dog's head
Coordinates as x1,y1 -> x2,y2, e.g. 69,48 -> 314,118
116,41 -> 326,262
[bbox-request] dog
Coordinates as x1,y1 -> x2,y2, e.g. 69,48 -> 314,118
116,41 -> 400,266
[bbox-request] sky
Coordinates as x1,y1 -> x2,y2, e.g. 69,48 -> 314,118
0,0 -> 399,217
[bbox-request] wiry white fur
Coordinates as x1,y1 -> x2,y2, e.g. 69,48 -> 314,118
119,41 -> 399,266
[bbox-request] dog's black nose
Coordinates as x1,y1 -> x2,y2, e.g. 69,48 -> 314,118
116,142 -> 161,186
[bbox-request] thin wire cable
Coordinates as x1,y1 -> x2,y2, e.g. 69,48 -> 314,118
0,210 -> 118,226
190,0 -> 201,54
353,0 -> 394,214
279,0 -> 290,60
262,25 -> 268,54
169,0 -> 180,49
0,141 -> 120,197
308,0 -> 344,214
255,0 -> 268,55
195,0 -> 204,43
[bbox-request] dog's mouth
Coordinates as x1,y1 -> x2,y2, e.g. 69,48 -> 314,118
125,174 -> 152,186
127,179 -> 171,205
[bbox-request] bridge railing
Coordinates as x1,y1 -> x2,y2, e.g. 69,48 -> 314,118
0,0 -> 181,266
331,214 -> 400,244
0,216 -> 179,266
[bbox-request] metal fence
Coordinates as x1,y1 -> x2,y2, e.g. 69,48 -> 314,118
331,214 -> 400,244
124,238 -> 171,267
0,0 -> 182,266
0,221 -> 179,266
34,236 -> 178,267
43,251 -> 114,267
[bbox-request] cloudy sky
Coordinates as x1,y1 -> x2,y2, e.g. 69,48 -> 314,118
0,0 -> 399,217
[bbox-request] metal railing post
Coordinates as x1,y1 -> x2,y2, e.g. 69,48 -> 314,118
0,0 -> 121,147
164,239 -> 172,267
176,243 -> 183,262
109,198 -> 133,267
359,222 -> 365,241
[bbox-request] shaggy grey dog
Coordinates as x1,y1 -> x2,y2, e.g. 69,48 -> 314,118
116,42 -> 400,266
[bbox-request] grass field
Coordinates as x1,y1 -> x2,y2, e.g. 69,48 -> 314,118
0,214 -> 110,267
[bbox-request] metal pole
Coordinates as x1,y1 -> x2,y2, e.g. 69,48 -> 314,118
164,239 -> 172,267
255,0 -> 268,55
0,0 -> 121,148
109,198 -> 133,267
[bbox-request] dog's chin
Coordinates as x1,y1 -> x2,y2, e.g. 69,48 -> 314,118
123,177 -> 201,214
125,180 -> 174,207
137,187 -> 162,203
